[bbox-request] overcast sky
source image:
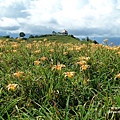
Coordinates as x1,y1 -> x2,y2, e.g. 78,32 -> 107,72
0,0 -> 120,37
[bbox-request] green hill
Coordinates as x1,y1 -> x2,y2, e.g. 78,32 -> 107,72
0,34 -> 98,44
28,34 -> 98,44
29,35 -> 80,43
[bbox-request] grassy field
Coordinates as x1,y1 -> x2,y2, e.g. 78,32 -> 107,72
0,37 -> 120,119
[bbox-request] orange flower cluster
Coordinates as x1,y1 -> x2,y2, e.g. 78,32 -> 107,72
26,43 -> 33,49
77,56 -> 90,71
12,44 -> 19,49
79,56 -> 90,61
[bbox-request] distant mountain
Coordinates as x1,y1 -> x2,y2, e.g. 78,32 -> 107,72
95,37 -> 120,46
78,36 -> 120,46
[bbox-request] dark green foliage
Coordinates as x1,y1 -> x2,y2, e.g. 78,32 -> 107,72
2,35 -> 10,38
52,31 -> 56,35
86,36 -> 90,41
29,35 -> 34,38
19,32 -> 25,38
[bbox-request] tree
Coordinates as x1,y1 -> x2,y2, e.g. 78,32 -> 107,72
29,35 -> 34,38
93,40 -> 98,44
52,31 -> 56,35
86,37 -> 90,41
3,35 -> 10,38
34,35 -> 39,38
19,32 -> 25,38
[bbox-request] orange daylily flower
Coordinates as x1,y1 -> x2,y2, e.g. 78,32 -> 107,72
79,56 -> 90,61
115,73 -> 120,79
64,72 -> 75,78
81,65 -> 90,71
77,61 -> 87,66
34,60 -> 41,65
33,50 -> 41,54
40,57 -> 48,61
117,51 -> 120,55
52,62 -> 66,71
13,71 -> 24,78
6,84 -> 18,91
12,44 -> 19,49
63,52 -> 68,55
12,50 -> 17,53
49,49 -> 54,53
26,43 -> 32,49
44,38 -> 47,42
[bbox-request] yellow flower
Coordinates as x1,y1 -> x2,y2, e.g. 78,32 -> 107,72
63,52 -> 68,55
115,73 -> 120,79
77,61 -> 87,66
12,50 -> 17,53
52,62 -> 66,71
64,72 -> 75,78
0,40 -> 3,44
0,45 -> 5,48
45,43 -> 51,47
68,47 -> 74,51
5,50 -> 9,53
44,38 -> 47,42
6,84 -> 18,91
74,46 -> 81,51
49,49 -> 54,53
33,50 -> 41,54
34,60 -> 41,65
26,43 -> 32,49
17,38 -> 20,40
117,51 -> 120,55
79,56 -> 90,61
33,40 -> 37,43
13,71 -> 24,78
20,40 -> 25,43
81,65 -> 90,71
40,57 -> 48,61
12,44 -> 19,49
5,39 -> 9,42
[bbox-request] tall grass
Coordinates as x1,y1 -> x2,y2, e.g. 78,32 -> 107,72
0,38 -> 120,119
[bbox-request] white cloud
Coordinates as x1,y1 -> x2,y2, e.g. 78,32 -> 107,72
0,0 -> 120,37
0,0 -> 30,18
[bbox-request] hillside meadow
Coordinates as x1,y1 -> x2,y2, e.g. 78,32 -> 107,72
0,37 -> 120,119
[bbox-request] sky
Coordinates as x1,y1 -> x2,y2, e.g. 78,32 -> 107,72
0,0 -> 120,38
